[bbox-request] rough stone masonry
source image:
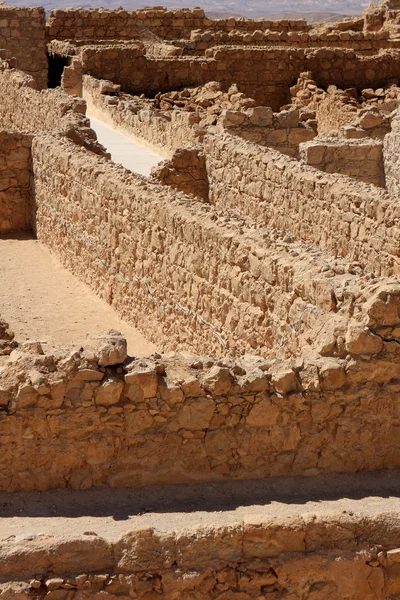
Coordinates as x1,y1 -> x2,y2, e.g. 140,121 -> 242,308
0,0 -> 399,598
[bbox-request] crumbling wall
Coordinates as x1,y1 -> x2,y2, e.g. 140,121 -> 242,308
291,73 -> 394,138
0,317 -> 399,492
83,75 -> 199,157
299,138 -> 385,187
0,4 -> 47,89
0,130 -> 32,234
221,106 -> 316,158
3,509 -> 400,599
79,45 -> 400,110
204,133 -> 400,276
30,135 -> 397,358
46,7 -> 309,42
384,113 -> 400,195
0,62 -> 106,154
364,0 -> 400,32
151,147 -> 209,200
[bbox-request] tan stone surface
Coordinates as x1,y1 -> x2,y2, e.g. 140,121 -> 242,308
0,486 -> 399,599
299,137 -> 385,186
0,332 -> 399,491
0,131 -> 32,234
205,133 -> 400,276
0,61 -> 105,156
31,134 -> 400,357
0,4 -> 47,88
0,2 -> 400,595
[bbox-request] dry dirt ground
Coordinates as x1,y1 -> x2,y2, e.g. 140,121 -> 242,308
0,234 -> 156,356
0,470 -> 399,541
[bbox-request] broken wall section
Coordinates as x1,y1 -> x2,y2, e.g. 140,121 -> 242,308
0,62 -> 106,155
299,138 -> 385,187
46,7 -> 309,42
383,113 -> 400,195
1,327 -> 400,492
204,133 -> 399,276
78,45 -> 400,111
151,146 -> 209,200
0,130 -> 32,234
0,4 -> 47,89
221,106 -> 316,158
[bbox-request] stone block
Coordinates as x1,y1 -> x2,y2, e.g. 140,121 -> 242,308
86,330 -> 127,367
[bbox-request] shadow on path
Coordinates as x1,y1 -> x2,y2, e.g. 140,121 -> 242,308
0,470 -> 398,521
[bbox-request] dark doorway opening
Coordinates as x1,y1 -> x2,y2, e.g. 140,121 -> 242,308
48,53 -> 69,88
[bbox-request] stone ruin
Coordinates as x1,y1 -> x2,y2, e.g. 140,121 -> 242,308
0,0 -> 400,598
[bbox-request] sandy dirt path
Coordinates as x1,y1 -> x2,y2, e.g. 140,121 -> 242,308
0,470 -> 398,541
0,235 -> 156,355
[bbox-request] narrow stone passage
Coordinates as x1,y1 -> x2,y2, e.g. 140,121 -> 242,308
0,235 -> 156,355
88,115 -> 162,176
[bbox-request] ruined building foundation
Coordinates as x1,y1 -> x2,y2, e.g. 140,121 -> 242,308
0,1 -> 400,598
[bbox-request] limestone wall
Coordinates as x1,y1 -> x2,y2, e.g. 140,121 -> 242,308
0,130 -> 32,234
83,75 -> 198,158
299,138 -> 385,187
1,323 -> 399,492
364,0 -> 400,32
151,147 -> 209,200
30,135 -> 399,358
221,106 -> 316,158
212,47 -> 400,108
0,4 -> 47,89
204,133 -> 400,277
0,62 -> 106,155
78,45 -> 400,110
46,7 -> 309,42
384,114 -> 400,196
2,508 -> 399,599
186,28 -> 395,53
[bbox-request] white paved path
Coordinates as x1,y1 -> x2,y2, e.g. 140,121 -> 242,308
89,116 -> 162,176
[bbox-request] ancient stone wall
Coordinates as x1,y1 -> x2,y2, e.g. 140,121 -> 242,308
2,508 -> 399,599
291,73 -> 395,140
364,0 -> 400,32
185,28 -> 395,54
46,7 -> 309,42
384,114 -> 400,196
30,135 -> 400,359
1,323 -> 399,492
290,75 -> 361,135
204,133 -> 400,277
221,106 -> 316,158
0,3 -> 47,89
0,130 -> 32,234
0,62 -> 106,155
78,45 -> 400,110
82,75 -> 198,157
151,147 -> 209,200
299,138 -> 385,186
